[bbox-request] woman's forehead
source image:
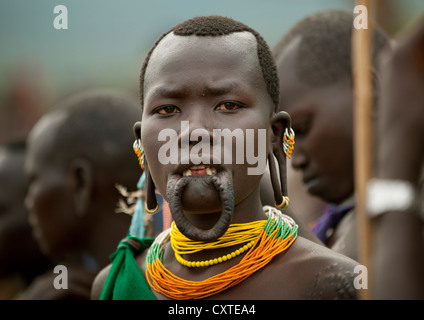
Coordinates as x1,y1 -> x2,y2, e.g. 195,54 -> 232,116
143,32 -> 264,96
155,30 -> 257,58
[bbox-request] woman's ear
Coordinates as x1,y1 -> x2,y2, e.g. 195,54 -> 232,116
269,111 -> 292,205
70,158 -> 94,217
133,121 -> 142,140
270,111 -> 291,152
132,121 -> 157,213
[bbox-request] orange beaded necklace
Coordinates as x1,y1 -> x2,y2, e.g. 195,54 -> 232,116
145,206 -> 298,299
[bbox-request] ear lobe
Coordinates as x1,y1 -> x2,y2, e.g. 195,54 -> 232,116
270,111 -> 291,151
70,158 -> 94,217
269,111 -> 292,205
133,121 -> 142,140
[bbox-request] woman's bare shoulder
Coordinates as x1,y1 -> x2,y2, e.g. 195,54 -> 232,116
280,236 -> 360,299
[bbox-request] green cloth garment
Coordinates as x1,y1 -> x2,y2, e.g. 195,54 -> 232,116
99,235 -> 157,300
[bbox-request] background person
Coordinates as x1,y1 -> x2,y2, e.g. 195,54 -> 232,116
21,90 -> 139,299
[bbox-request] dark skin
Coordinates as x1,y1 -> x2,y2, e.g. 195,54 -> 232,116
286,166 -> 326,226
274,36 -> 358,260
260,165 -> 324,245
22,110 -> 132,299
371,16 -> 424,299
92,31 -> 359,300
276,37 -> 355,205
25,113 -> 87,258
0,146 -> 51,299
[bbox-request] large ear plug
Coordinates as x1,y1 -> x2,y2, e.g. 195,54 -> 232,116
133,121 -> 158,214
273,148 -> 290,210
144,160 -> 159,214
268,152 -> 283,206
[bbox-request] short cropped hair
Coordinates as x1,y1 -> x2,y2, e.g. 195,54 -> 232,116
44,90 -> 140,180
139,15 -> 279,111
273,11 -> 390,86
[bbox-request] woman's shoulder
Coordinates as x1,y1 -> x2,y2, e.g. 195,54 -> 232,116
276,236 -> 360,299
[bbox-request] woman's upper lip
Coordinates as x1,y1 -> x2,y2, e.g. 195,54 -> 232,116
174,162 -> 223,175
183,165 -> 218,176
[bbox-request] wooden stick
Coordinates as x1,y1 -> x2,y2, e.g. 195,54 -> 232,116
352,0 -> 374,300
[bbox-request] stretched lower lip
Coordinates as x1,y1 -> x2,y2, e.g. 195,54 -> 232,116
167,168 -> 234,241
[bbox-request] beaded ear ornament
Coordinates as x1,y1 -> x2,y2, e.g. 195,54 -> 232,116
133,138 -> 145,170
283,128 -> 295,158
273,127 -> 295,210
133,139 -> 159,214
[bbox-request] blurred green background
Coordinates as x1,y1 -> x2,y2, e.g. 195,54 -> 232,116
0,0 -> 423,143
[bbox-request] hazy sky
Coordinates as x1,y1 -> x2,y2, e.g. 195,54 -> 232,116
0,1 -> 356,93
0,0 -> 422,97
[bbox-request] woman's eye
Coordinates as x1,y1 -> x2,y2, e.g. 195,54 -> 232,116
215,102 -> 241,111
157,105 -> 180,114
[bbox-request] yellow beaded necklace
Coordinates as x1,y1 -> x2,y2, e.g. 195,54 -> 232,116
145,206 -> 298,299
170,220 -> 266,267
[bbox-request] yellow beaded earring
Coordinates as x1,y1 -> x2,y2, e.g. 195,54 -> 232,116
283,128 -> 295,158
133,138 -> 145,170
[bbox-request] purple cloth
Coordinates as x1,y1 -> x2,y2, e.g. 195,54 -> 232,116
310,201 -> 355,244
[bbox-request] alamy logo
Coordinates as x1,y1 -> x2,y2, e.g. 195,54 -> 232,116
353,265 -> 368,290
53,265 -> 68,290
353,5 -> 368,30
157,121 -> 267,175
53,5 -> 68,30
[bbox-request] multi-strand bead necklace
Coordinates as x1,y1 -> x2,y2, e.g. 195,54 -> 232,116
145,206 -> 298,299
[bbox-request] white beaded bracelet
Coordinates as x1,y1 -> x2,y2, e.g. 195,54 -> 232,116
366,178 -> 417,217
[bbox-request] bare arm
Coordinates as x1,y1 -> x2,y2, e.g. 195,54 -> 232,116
371,15 -> 424,299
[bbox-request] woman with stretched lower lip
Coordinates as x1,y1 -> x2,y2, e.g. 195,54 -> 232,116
92,15 -> 360,300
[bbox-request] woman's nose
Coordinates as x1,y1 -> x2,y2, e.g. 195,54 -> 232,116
178,109 -> 214,147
